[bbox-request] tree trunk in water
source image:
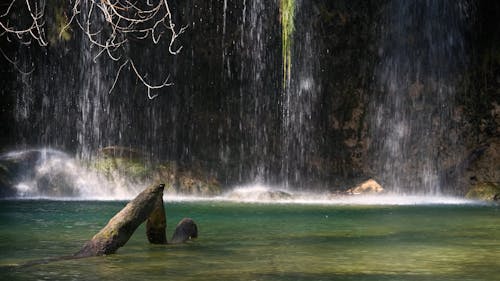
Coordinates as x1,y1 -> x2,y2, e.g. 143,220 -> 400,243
74,183 -> 165,257
146,194 -> 167,244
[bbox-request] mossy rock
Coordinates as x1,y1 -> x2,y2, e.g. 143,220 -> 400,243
92,157 -> 150,182
91,154 -> 222,196
177,175 -> 221,196
465,182 -> 500,201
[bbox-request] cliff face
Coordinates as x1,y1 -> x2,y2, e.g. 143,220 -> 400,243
0,0 -> 498,193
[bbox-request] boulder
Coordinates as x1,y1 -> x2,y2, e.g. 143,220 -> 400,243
0,150 -> 45,198
464,139 -> 500,191
170,218 -> 198,244
257,190 -> 293,200
92,155 -> 222,197
465,182 -> 500,201
347,179 -> 384,195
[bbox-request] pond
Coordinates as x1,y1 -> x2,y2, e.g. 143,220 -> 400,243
0,200 -> 499,281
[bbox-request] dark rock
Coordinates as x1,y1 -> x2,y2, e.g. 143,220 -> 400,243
170,218 -> 198,244
465,182 -> 500,201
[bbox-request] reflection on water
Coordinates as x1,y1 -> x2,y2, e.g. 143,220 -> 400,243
0,201 -> 499,281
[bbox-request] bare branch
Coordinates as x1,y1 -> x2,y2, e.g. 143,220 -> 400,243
0,0 -> 185,98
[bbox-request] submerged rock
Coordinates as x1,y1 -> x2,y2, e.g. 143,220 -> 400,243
170,218 -> 198,244
465,182 -> 500,201
346,179 -> 384,195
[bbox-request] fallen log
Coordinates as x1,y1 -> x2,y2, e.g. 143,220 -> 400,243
146,192 -> 168,244
74,183 -> 165,257
74,183 -> 198,258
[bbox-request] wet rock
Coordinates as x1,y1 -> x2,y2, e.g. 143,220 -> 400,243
154,163 -> 222,196
0,150 -> 46,198
346,179 -> 384,195
92,156 -> 149,183
465,182 -> 500,201
100,146 -> 145,159
258,190 -> 293,200
170,218 -> 198,244
464,139 -> 500,190
92,152 -> 222,197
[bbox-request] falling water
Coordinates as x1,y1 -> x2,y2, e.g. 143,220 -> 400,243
0,149 -> 141,199
281,0 -> 321,189
77,0 -> 110,161
234,0 -> 280,184
371,1 -> 470,194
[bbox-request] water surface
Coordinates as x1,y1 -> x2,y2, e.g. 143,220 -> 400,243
0,200 -> 498,281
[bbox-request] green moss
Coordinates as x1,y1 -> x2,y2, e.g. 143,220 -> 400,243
281,0 -> 295,90
465,182 -> 500,201
48,5 -> 72,45
92,157 -> 150,181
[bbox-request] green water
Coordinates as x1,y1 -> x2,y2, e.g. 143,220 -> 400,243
0,200 -> 499,281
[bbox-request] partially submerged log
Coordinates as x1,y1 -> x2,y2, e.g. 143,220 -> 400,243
74,183 -> 165,257
146,193 -> 167,244
74,183 -> 198,258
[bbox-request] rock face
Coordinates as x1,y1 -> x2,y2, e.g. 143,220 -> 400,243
75,184 -> 165,257
464,140 -> 500,191
465,182 -> 500,201
346,179 -> 384,195
92,155 -> 222,197
0,150 -> 44,198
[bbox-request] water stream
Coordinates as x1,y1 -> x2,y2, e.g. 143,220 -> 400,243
370,0 -> 471,194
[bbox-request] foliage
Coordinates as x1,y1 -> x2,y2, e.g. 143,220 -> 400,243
281,0 -> 295,90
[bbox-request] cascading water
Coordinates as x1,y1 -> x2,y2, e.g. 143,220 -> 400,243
371,0 -> 470,194
0,149 -> 141,199
236,0 -> 277,183
280,0 -> 321,189
77,0 -> 110,161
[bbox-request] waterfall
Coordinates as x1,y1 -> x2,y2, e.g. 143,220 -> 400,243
371,1 -> 470,194
281,0 -> 321,189
232,0 -> 280,184
77,0 -> 110,161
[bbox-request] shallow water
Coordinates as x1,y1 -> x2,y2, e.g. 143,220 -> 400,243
0,200 -> 499,281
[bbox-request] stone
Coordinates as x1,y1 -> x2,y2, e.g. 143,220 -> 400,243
465,182 -> 500,201
170,218 -> 198,244
347,179 -> 384,195
258,190 -> 293,200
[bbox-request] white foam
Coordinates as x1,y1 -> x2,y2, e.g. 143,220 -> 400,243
164,184 -> 483,206
1,150 -> 486,205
